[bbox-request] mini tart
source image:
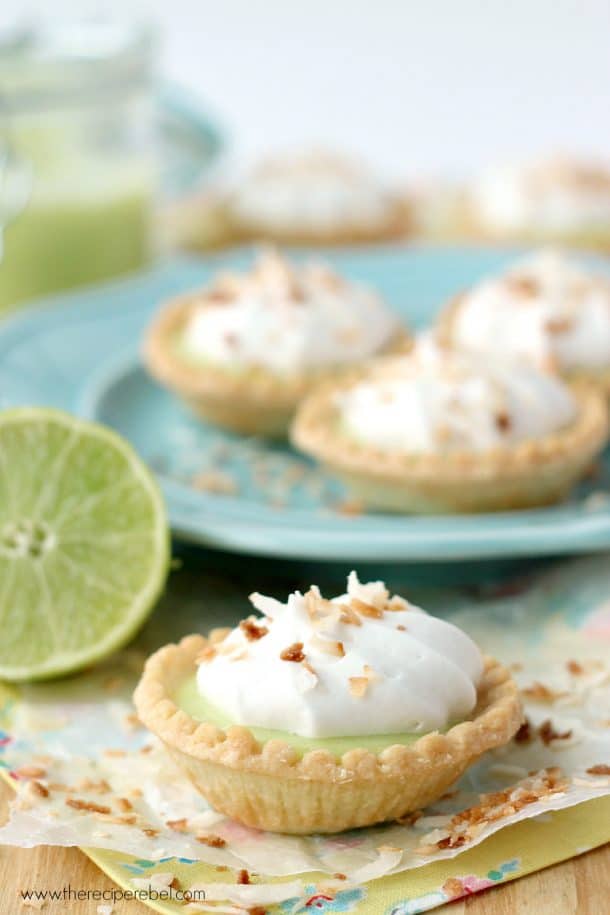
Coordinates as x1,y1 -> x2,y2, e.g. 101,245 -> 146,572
438,294 -> 610,398
144,294 -> 410,438
134,632 -> 521,834
224,153 -> 412,246
226,196 -> 411,247
291,364 -> 609,514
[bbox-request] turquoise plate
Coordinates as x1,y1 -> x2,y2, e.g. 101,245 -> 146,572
1,245 -> 610,562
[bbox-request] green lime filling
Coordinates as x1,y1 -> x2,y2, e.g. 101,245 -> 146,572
173,675 -> 441,758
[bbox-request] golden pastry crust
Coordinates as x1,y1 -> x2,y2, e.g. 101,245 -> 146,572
290,361 -> 609,513
438,295 -> 610,398
144,295 -> 411,438
134,632 -> 522,834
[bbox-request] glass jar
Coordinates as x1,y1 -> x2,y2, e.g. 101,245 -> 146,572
0,18 -> 158,310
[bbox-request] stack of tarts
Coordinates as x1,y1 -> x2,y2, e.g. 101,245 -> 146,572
144,248 -> 409,437
134,573 -> 522,834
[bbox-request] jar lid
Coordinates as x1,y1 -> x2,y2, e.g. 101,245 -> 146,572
0,16 -> 156,109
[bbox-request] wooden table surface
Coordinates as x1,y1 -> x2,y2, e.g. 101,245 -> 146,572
1,782 -> 608,914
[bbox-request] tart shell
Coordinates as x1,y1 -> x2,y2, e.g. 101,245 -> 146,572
291,363 -> 609,514
134,633 -> 522,834
144,295 -> 410,438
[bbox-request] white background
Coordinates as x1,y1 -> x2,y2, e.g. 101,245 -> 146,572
4,0 -> 610,177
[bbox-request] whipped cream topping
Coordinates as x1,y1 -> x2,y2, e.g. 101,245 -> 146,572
230,152 -> 397,233
472,158 -> 610,235
451,250 -> 610,372
196,573 -> 483,738
179,250 -> 399,375
339,339 -> 576,454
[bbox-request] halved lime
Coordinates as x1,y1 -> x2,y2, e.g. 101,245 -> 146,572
0,407 -> 170,681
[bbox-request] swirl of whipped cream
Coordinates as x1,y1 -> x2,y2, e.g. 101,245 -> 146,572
450,250 -> 610,372
338,337 -> 577,453
179,249 -> 399,375
196,573 -> 483,738
472,158 -> 610,235
230,152 -> 397,233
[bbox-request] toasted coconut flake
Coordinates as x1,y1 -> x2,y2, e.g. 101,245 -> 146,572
47,782 -> 74,793
415,766 -> 569,856
77,778 -> 111,794
522,681 -> 567,703
351,597 -> 383,619
117,797 -> 133,812
495,411 -> 512,433
192,469 -> 238,495
304,588 -> 336,619
566,660 -> 584,675
66,798 -> 111,815
237,869 -> 251,885
280,642 -> 305,663
15,765 -> 47,779
538,719 -> 573,745
167,817 -> 189,832
239,619 -> 268,642
546,317 -> 573,334
122,712 -> 142,732
386,595 -> 409,612
442,877 -> 465,899
196,833 -> 227,848
349,676 -> 369,698
26,780 -> 49,798
396,624 -> 407,631
99,813 -> 138,826
338,603 -> 362,626
586,764 -> 610,775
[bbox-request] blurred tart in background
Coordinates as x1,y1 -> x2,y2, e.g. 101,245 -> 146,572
144,248 -> 409,436
224,151 -> 411,246
438,249 -> 610,394
292,341 -> 608,513
469,156 -> 610,251
134,572 -> 522,833
417,156 -> 610,251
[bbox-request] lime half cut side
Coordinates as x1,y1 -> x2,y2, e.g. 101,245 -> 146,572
0,408 -> 170,681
